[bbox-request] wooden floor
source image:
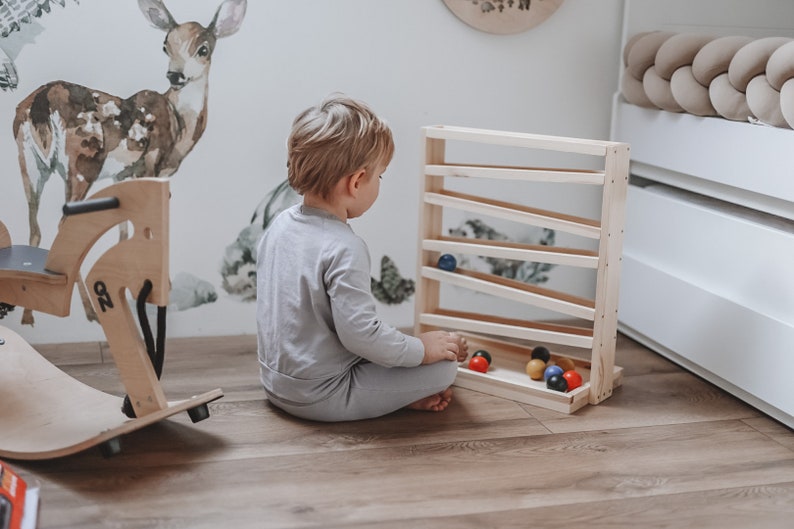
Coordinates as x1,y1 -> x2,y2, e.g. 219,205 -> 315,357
7,333 -> 794,528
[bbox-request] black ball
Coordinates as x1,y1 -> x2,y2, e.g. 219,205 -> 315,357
531,346 -> 551,363
546,374 -> 568,392
472,349 -> 492,365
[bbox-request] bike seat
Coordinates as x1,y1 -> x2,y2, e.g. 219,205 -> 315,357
0,245 -> 65,285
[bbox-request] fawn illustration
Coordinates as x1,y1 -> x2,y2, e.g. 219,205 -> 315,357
12,0 -> 247,324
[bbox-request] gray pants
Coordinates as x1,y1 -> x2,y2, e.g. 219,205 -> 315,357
266,360 -> 459,422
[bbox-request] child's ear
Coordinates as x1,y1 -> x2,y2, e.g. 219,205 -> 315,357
347,169 -> 367,195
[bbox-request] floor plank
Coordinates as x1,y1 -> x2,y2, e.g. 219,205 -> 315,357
4,333 -> 794,528
26,420 -> 794,528
338,482 -> 794,529
526,371 -> 761,433
34,340 -> 104,366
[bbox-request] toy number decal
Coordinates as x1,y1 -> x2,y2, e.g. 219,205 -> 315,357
93,281 -> 114,313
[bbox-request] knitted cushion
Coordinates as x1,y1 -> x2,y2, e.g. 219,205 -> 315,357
625,31 -> 677,81
655,33 -> 716,80
671,66 -> 717,116
643,65 -> 684,112
709,73 -> 754,121
728,36 -> 792,91
692,35 -> 755,86
745,74 -> 788,127
765,40 -> 794,91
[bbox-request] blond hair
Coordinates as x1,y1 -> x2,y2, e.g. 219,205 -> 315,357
287,94 -> 394,198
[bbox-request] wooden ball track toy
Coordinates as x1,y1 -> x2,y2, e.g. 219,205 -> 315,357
415,126 -> 628,414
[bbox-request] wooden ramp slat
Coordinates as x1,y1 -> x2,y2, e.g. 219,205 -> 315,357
418,310 -> 594,349
422,237 -> 600,269
423,125 -> 615,156
421,266 -> 596,321
424,190 -> 601,239
425,163 -> 606,185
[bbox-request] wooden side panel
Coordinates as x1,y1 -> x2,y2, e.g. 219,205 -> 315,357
415,132 -> 446,337
589,144 -> 630,404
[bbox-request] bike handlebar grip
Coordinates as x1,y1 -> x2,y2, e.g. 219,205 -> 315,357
62,197 -> 121,216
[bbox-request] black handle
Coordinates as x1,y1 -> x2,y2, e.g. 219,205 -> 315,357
62,197 -> 120,216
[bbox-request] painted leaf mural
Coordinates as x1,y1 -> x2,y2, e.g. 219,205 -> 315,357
220,182 -> 557,307
220,179 -> 418,307
370,255 -> 415,305
221,179 -> 298,302
448,218 -> 556,284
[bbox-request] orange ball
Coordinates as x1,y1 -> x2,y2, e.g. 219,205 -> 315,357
525,358 -> 546,380
468,356 -> 489,373
562,370 -> 583,391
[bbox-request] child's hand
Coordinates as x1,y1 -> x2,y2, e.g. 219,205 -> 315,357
451,332 -> 469,362
420,331 -> 469,365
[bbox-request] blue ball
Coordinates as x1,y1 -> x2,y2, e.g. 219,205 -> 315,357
437,253 -> 457,272
543,365 -> 564,381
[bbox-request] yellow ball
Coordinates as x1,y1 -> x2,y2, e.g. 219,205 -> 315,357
556,357 -> 576,372
526,358 -> 547,380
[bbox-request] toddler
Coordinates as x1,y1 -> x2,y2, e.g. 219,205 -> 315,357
256,94 -> 468,422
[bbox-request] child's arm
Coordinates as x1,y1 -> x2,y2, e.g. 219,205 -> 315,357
420,331 -> 469,365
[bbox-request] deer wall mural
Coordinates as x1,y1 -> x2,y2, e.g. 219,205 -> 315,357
12,0 -> 247,324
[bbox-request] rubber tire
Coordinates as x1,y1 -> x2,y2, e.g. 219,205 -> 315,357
187,403 -> 210,423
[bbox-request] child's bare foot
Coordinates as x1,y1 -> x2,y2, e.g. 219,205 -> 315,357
407,388 -> 453,412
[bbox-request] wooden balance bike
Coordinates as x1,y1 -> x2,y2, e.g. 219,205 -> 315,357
0,178 -> 223,460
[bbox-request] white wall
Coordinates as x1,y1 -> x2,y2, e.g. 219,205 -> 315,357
0,0 -> 624,343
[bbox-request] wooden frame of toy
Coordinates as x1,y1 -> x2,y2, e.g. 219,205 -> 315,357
414,125 -> 630,413
0,178 -> 222,460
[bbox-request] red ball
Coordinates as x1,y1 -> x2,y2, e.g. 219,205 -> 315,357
562,370 -> 583,391
468,356 -> 489,373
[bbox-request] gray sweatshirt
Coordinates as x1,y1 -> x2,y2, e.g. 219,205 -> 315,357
256,204 -> 424,405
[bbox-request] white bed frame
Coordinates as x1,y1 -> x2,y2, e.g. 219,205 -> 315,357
611,0 -> 794,429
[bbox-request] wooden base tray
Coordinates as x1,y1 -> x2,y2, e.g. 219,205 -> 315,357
454,333 -> 623,414
0,325 -> 223,460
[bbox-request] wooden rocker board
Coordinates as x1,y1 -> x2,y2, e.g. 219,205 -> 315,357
0,325 -> 223,461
